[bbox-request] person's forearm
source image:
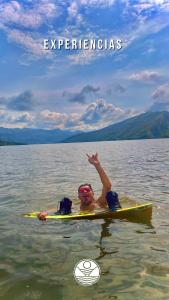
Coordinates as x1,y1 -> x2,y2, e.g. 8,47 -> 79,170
95,163 -> 112,191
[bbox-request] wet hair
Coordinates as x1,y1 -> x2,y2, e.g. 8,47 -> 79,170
78,183 -> 93,193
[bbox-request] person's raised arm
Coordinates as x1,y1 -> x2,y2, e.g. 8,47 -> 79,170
86,153 -> 112,192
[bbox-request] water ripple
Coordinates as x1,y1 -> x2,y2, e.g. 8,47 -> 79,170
0,139 -> 169,299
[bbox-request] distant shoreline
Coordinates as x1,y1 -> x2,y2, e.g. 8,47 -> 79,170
1,136 -> 169,147
1,111 -> 169,145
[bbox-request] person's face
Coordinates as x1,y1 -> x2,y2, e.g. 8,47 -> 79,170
78,185 -> 94,206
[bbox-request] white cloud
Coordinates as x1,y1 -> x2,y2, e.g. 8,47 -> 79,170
69,47 -> 114,65
80,0 -> 116,7
79,99 -> 124,124
35,99 -> 137,130
133,3 -> 154,13
67,1 -> 78,18
13,112 -> 33,123
37,109 -> 80,129
0,0 -> 57,60
130,0 -> 169,14
0,109 -> 6,119
152,83 -> 169,100
0,0 -> 58,29
0,97 -> 138,129
67,1 -> 83,27
0,110 -> 34,128
40,110 -> 68,124
66,0 -> 169,65
149,83 -> 169,111
4,26 -> 52,58
124,0 -> 167,13
129,70 -> 163,83
0,0 -> 168,65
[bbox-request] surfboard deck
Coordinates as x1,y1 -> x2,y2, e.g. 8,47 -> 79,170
24,203 -> 152,221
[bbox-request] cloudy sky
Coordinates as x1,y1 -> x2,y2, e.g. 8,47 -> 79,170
0,0 -> 169,130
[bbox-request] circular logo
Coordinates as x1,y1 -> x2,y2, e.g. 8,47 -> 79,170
73,259 -> 100,286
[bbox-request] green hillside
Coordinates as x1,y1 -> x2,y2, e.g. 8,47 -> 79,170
0,140 -> 21,146
62,111 -> 169,143
0,128 -> 81,145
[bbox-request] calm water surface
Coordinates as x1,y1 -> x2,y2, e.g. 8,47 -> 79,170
0,139 -> 169,300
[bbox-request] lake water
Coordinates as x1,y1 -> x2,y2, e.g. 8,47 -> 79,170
0,139 -> 169,300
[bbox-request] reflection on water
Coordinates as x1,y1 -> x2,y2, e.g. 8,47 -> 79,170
97,212 -> 154,261
0,139 -> 169,300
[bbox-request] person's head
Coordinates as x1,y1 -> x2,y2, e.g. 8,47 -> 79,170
78,183 -> 94,206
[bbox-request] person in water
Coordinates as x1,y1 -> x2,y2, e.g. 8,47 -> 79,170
38,153 -> 121,220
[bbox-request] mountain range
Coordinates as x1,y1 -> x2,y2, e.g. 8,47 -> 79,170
1,111 -> 169,145
63,111 -> 169,143
0,127 -> 80,145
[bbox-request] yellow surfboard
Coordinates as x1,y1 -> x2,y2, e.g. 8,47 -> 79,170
24,203 -> 152,221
